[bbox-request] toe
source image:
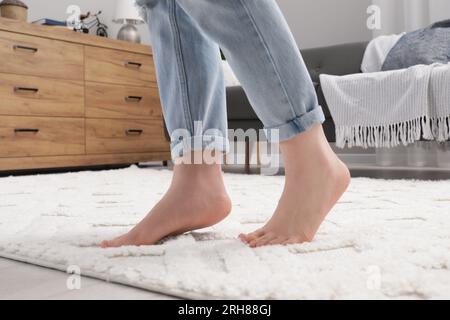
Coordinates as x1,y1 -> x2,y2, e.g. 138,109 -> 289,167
100,240 -> 110,248
248,236 -> 262,248
268,236 -> 287,246
100,238 -> 118,248
250,233 -> 277,248
244,228 -> 265,243
238,233 -> 248,243
101,234 -> 128,248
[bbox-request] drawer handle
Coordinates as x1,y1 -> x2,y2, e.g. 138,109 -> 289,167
125,129 -> 144,136
14,128 -> 40,134
124,61 -> 142,69
13,45 -> 39,53
14,87 -> 39,94
125,96 -> 143,103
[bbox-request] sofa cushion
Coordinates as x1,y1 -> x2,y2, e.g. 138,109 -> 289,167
301,42 -> 368,84
226,86 -> 258,120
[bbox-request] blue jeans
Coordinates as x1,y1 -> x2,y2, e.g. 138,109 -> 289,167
137,0 -> 325,159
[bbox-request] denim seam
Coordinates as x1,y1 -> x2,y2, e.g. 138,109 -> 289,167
264,107 -> 325,142
237,0 -> 297,120
265,106 -> 325,130
168,0 -> 193,135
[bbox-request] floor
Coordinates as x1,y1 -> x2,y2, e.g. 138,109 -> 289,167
0,258 -> 175,300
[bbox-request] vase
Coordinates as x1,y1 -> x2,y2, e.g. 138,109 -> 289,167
0,0 -> 28,22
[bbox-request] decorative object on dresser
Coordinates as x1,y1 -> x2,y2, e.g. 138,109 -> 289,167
32,18 -> 67,27
76,11 -> 108,37
0,17 -> 170,172
0,0 -> 27,22
113,0 -> 145,43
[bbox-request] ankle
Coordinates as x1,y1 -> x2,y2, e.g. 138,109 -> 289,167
174,150 -> 224,166
173,162 -> 222,175
171,162 -> 229,198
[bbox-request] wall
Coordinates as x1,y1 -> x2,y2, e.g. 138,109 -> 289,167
23,0 -> 372,49
26,0 -> 446,49
372,0 -> 450,36
429,0 -> 450,23
277,0 -> 373,48
24,0 -> 151,45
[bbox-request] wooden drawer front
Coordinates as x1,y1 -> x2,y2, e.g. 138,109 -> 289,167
0,117 -> 85,157
85,46 -> 156,87
0,74 -> 84,117
0,31 -> 84,80
86,119 -> 168,154
86,82 -> 162,119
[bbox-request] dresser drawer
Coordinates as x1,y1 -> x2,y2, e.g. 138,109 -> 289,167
85,46 -> 156,87
0,73 -> 84,117
85,82 -> 162,119
0,31 -> 84,80
0,117 -> 85,157
86,119 -> 168,154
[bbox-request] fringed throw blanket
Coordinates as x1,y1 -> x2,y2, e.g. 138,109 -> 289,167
320,63 -> 450,149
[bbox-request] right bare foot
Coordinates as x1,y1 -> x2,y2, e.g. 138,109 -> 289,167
101,162 -> 231,248
240,124 -> 351,247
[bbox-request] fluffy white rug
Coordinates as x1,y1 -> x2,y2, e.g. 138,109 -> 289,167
0,166 -> 449,299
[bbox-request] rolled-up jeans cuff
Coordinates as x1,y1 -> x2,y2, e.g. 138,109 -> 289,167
264,105 -> 326,142
170,135 -> 230,160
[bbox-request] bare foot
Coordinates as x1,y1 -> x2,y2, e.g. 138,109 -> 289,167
240,125 -> 350,247
101,161 -> 231,248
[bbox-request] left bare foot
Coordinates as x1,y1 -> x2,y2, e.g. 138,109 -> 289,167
240,124 -> 350,247
101,161 -> 231,248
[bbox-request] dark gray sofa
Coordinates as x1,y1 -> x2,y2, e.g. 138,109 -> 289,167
227,42 -> 368,142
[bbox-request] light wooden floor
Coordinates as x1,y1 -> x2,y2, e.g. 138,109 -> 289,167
0,258 -> 176,300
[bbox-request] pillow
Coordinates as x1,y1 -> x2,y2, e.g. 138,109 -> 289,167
361,33 -> 404,73
382,19 -> 450,71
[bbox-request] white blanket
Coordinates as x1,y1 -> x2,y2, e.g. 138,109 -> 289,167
320,63 -> 450,148
223,60 -> 241,87
361,33 -> 405,73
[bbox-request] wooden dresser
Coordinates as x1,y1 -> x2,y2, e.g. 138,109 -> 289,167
0,17 -> 170,172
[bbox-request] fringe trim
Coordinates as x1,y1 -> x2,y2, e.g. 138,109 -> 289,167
430,116 -> 450,142
336,116 -> 450,149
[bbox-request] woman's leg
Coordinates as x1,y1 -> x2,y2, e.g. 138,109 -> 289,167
175,0 -> 350,247
102,0 -> 231,248
103,0 -> 350,248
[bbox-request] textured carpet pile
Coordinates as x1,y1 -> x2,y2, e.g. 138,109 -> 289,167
0,166 -> 449,299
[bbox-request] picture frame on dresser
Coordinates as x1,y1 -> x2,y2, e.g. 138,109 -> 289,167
0,16 -> 171,172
